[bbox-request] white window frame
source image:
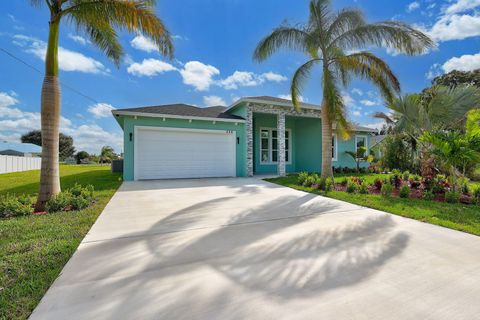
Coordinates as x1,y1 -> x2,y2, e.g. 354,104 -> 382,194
259,127 -> 292,165
332,133 -> 338,161
355,135 -> 368,155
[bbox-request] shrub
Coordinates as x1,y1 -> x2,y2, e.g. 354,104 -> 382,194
46,184 -> 95,213
390,169 -> 402,188
340,177 -> 348,186
461,182 -> 470,195
324,178 -> 333,192
423,191 -> 435,201
46,191 -> 73,212
0,194 -> 33,218
358,182 -> 369,194
399,185 -> 410,198
473,187 -> 480,205
373,178 -> 383,190
350,176 -> 363,185
381,183 -> 393,198
402,170 -> 410,181
346,180 -> 357,193
298,172 -> 309,185
317,177 -> 327,191
445,191 -> 460,204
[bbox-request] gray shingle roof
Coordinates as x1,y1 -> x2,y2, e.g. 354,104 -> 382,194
114,104 -> 244,120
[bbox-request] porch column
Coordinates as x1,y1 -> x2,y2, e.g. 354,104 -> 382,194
246,105 -> 254,177
277,111 -> 286,176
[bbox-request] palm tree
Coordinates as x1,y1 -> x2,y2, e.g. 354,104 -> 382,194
345,146 -> 369,173
420,110 -> 480,191
253,0 -> 433,179
375,86 -> 480,137
30,0 -> 173,211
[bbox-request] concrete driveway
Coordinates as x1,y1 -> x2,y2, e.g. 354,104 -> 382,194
31,178 -> 480,319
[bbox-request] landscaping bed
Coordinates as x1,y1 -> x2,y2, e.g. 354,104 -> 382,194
0,165 -> 122,319
266,172 -> 480,237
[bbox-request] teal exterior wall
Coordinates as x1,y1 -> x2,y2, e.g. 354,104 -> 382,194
253,113 -> 296,174
120,116 -> 246,181
252,114 -> 372,174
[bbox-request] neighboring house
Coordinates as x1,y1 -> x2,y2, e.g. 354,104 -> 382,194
370,134 -> 387,160
112,96 -> 375,181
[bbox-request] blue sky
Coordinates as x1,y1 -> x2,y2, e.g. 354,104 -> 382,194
1,0 -> 479,153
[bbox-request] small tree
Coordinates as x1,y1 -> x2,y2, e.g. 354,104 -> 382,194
21,130 -> 75,160
99,146 -> 116,164
345,146 -> 369,172
75,151 -> 90,164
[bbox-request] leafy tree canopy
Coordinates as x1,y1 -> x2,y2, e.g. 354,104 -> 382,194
21,130 -> 75,160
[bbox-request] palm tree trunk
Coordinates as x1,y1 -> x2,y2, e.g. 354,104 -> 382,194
321,99 -> 333,179
35,19 -> 61,212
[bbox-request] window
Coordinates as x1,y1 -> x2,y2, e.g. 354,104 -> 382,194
355,135 -> 368,154
332,134 -> 337,161
260,128 -> 291,164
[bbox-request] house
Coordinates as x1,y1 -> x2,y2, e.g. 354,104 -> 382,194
112,96 -> 375,181
370,134 -> 387,159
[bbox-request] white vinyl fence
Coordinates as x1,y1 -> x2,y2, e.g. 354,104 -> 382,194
0,155 -> 41,174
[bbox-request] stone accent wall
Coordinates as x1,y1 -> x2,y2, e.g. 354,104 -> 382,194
249,103 -> 321,118
246,106 -> 254,177
277,112 -> 286,176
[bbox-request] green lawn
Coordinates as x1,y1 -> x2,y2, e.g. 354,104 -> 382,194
266,174 -> 480,237
0,165 -> 122,319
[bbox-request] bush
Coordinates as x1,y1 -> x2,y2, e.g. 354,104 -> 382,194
373,178 -> 383,190
324,178 -> 333,192
358,182 -> 369,194
346,180 -> 357,193
445,191 -> 460,204
390,169 -> 402,188
303,175 -> 316,187
340,177 -> 348,186
381,183 -> 393,198
0,194 -> 33,218
317,177 -> 327,190
473,187 -> 480,205
350,176 -> 363,185
399,185 -> 410,198
46,184 -> 95,213
298,172 -> 309,185
423,191 -> 435,201
46,191 -> 73,212
402,170 -> 410,181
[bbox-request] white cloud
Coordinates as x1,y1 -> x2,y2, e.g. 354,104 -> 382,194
445,0 -> 480,14
64,124 -> 122,154
179,61 -> 220,91
0,91 -> 121,153
277,94 -> 305,102
342,93 -> 355,107
218,71 -> 287,90
130,34 -> 158,53
68,34 -> 88,45
426,63 -> 443,80
427,14 -> 480,42
127,58 -> 177,77
442,52 -> 480,72
351,88 -> 363,96
13,34 -> 108,74
407,1 -> 420,12
203,95 -> 226,106
261,72 -> 288,82
88,103 -> 115,118
360,99 -> 377,107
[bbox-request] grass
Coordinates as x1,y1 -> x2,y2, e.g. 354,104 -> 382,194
0,165 -> 122,319
266,174 -> 480,237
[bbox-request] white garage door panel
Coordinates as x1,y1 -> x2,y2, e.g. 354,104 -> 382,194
135,127 -> 236,180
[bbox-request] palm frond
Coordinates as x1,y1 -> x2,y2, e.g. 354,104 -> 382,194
290,58 -> 322,111
336,51 -> 400,103
323,68 -> 352,138
327,8 -> 365,40
253,25 -> 309,61
62,0 -> 173,59
331,21 -> 435,55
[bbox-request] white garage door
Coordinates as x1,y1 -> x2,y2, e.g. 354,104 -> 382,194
134,127 -> 236,180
